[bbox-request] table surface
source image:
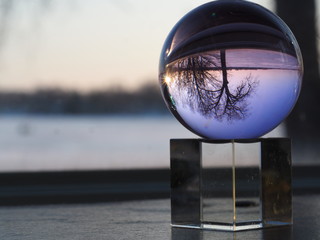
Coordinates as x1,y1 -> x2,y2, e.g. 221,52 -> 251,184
1,195 -> 320,240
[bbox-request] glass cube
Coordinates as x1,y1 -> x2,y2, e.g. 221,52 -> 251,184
170,138 -> 292,231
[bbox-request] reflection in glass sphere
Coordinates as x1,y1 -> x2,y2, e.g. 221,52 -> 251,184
159,0 -> 303,140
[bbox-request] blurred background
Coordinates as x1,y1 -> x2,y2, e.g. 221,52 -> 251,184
0,0 -> 319,172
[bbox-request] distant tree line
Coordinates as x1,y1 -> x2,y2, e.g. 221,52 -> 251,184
0,83 -> 169,115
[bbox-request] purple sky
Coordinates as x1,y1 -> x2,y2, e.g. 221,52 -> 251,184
226,49 -> 300,70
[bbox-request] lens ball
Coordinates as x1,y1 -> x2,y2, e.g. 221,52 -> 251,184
159,0 -> 303,139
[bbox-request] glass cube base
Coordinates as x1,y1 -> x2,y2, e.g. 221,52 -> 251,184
170,138 -> 292,232
172,220 -> 291,232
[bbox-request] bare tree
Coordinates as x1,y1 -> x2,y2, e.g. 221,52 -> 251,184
167,50 -> 257,121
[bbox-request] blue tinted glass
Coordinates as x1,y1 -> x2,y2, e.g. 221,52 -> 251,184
159,0 -> 303,139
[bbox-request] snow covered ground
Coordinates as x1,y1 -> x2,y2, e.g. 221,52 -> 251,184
0,115 -> 286,172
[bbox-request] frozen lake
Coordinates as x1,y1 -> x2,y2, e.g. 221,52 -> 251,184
0,115 -> 286,172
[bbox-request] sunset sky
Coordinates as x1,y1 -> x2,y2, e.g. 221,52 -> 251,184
0,0 -> 279,92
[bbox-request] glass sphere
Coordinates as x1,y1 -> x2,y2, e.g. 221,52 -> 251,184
159,0 -> 303,139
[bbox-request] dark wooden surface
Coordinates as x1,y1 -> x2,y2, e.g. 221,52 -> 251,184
1,167 -> 320,239
1,195 -> 320,240
1,166 -> 320,205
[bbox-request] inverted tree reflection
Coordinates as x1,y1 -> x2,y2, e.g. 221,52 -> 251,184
166,50 -> 258,121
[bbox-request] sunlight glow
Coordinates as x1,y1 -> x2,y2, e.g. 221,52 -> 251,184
165,76 -> 172,85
